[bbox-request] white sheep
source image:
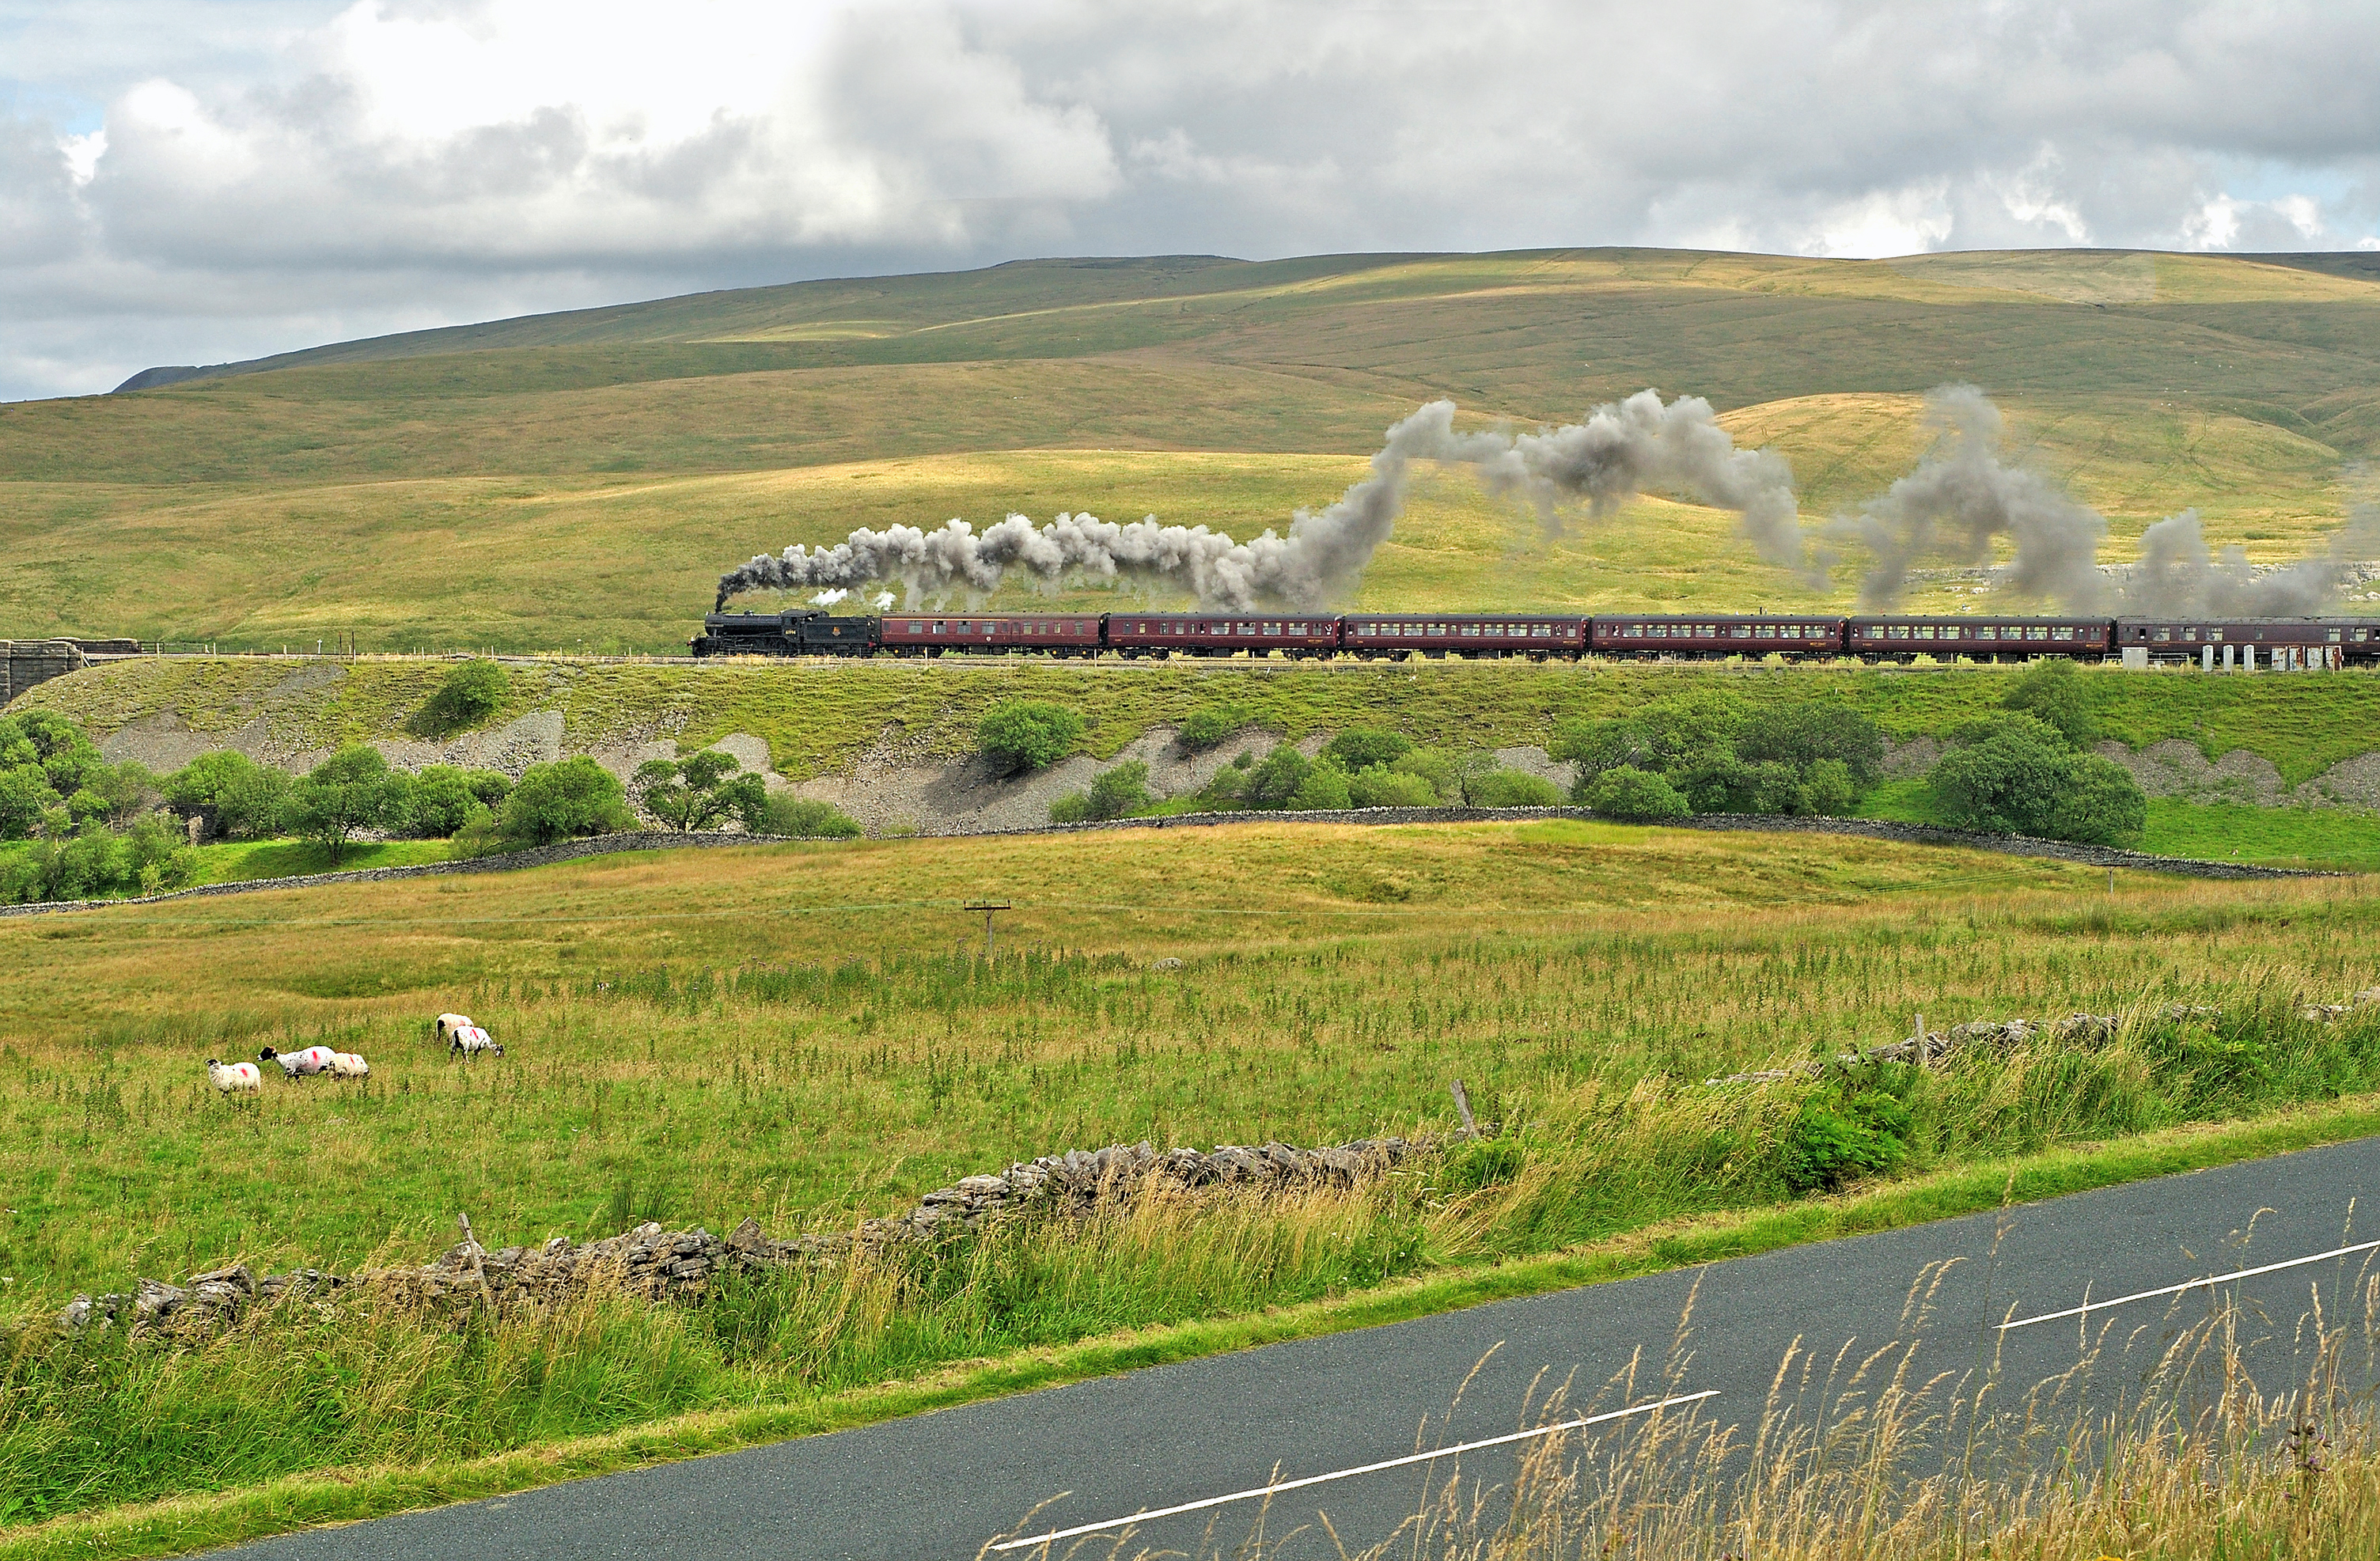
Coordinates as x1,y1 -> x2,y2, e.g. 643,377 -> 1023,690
434,1014 -> 474,1041
328,1051 -> 370,1078
260,1044 -> 339,1079
207,1059 -> 261,1094
449,1025 -> 504,1059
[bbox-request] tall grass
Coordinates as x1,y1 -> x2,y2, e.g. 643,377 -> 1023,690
1040,1270 -> 2380,1560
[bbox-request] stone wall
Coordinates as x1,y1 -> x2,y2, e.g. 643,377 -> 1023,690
59,1134 -> 1428,1336
1,640 -> 84,707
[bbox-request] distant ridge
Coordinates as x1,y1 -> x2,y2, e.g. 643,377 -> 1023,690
112,365 -> 222,393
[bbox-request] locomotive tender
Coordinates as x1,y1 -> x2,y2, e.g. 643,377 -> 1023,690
693,608 -> 2380,666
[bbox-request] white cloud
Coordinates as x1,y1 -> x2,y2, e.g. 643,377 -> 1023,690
6,0 -> 2380,398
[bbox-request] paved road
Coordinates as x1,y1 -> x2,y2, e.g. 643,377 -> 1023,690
225,1138 -> 2380,1561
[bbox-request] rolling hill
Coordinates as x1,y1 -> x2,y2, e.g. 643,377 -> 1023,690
5,248 -> 2379,652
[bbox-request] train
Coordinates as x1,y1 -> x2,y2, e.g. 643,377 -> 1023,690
692,608 -> 2380,668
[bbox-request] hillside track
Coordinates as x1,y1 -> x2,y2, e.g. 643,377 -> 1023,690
213,1136 -> 2380,1561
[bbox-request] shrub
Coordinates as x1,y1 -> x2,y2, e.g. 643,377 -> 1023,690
1287,763 -> 1351,810
1173,703 -> 1249,752
1348,765 -> 1440,809
1738,702 -> 1886,789
166,751 -> 294,840
1584,765 -> 1688,822
1322,728 -> 1413,771
2003,655 -> 2096,746
499,756 -> 633,846
977,701 -> 1083,773
1927,715 -> 2143,845
0,815 -> 195,904
1238,745 -> 1313,808
0,764 -> 58,842
1552,718 -> 1657,796
1780,1090 -> 1916,1193
1387,748 -> 1458,801
760,794 -> 863,838
285,746 -> 396,864
411,660 -> 510,737
1086,760 -> 1154,820
1800,757 -> 1857,816
1470,769 -> 1563,808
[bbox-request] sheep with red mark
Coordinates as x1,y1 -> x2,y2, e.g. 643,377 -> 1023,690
207,1059 -> 261,1095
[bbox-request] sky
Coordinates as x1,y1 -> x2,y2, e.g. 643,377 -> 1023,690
4,0 -> 2378,401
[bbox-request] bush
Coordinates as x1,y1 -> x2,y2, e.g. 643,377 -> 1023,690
977,701 -> 1083,774
285,746 -> 396,864
1322,728 -> 1413,771
1174,703 -> 1249,752
1287,763 -> 1351,810
1389,748 -> 1458,801
1781,1090 -> 1916,1193
0,815 -> 196,904
410,660 -> 510,737
1584,765 -> 1688,822
1469,769 -> 1563,808
2003,656 -> 2096,746
499,756 -> 633,846
1927,714 -> 2143,846
1086,760 -> 1154,820
1347,765 -> 1441,809
760,794 -> 863,839
1737,702 -> 1886,789
165,752 -> 294,840
1800,757 -> 1856,816
1238,745 -> 1313,808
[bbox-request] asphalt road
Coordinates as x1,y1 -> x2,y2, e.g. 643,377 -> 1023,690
224,1137 -> 2380,1561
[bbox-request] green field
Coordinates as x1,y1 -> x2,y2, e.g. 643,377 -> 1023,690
6,248 -> 2379,651
3,823 -> 2380,1551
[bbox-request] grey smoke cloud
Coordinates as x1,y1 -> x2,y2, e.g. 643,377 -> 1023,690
2120,506 -> 2380,617
1840,385 -> 2110,611
716,391 -> 1805,611
1844,384 -> 2375,616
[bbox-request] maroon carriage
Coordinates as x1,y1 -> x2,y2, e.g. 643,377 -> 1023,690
877,613 -> 1103,657
1847,617 -> 2108,661
1590,616 -> 1844,657
1340,615 -> 1586,658
1105,615 -> 1340,657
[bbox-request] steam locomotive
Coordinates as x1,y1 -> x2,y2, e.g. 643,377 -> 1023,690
693,608 -> 2380,668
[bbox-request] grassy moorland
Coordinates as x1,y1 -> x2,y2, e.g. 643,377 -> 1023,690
2,823 -> 2379,1548
4,248 -> 2378,650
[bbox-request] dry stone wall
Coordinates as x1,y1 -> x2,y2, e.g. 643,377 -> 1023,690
58,1135 -> 1427,1336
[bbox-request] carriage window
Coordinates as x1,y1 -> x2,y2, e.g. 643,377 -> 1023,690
2152,629 -> 2170,642
2329,630 -> 2343,642
1533,624 -> 1550,638
909,622 -> 924,633
1755,625 -> 1774,638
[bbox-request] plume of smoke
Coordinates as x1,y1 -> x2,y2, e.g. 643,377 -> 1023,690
1839,385 -> 2109,612
714,392 -> 1806,611
2120,505 -> 2380,616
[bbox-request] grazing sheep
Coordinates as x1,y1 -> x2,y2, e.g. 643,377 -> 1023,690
434,1014 -> 474,1041
328,1051 -> 370,1078
260,1044 -> 339,1079
207,1059 -> 261,1094
449,1025 -> 504,1059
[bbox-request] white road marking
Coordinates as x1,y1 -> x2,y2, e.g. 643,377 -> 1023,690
986,1389 -> 1718,1553
1999,1238 -> 2380,1332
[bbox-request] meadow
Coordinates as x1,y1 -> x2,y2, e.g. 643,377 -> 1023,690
5,248 -> 2379,650
2,822 -> 2380,1546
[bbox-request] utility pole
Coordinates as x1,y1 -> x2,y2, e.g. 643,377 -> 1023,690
965,900 -> 1011,958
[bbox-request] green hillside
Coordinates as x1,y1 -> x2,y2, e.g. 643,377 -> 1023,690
5,248 -> 2379,652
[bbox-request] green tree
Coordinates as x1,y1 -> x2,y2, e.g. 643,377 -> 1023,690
389,765 -> 514,838
2003,656 -> 2096,747
1321,728 -> 1413,771
1551,718 -> 1659,796
285,746 -> 397,864
977,700 -> 1084,773
1238,745 -> 1313,807
1800,758 -> 1857,816
633,750 -> 768,832
499,756 -> 633,846
410,660 -> 510,737
1584,764 -> 1689,822
1738,703 -> 1887,789
0,765 -> 60,841
1085,760 -> 1154,820
165,751 -> 293,839
1287,762 -> 1351,810
2045,753 -> 2149,847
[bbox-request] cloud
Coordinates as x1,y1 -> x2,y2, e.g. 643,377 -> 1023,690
6,0 -> 2380,398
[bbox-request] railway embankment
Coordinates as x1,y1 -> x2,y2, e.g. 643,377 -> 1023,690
13,651 -> 2380,847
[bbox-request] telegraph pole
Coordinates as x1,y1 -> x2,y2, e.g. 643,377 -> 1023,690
965,900 -> 1012,958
